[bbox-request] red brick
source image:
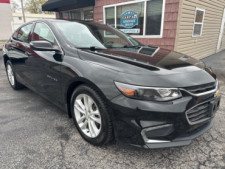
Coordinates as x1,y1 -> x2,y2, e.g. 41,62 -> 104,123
94,0 -> 179,50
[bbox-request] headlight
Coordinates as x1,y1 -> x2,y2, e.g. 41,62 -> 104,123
115,82 -> 182,101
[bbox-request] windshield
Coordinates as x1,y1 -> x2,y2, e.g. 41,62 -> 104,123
54,21 -> 142,49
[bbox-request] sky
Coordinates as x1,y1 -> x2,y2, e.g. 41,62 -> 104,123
11,0 -> 27,12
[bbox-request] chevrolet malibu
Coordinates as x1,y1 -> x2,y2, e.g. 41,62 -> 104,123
2,20 -> 221,149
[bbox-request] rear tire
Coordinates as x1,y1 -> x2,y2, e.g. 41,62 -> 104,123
70,85 -> 113,146
6,61 -> 24,90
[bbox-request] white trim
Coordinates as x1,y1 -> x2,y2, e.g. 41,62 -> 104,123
217,8 -> 225,50
114,6 -> 117,28
143,0 -> 147,36
104,0 -> 147,8
161,0 -> 166,38
103,0 -> 165,38
103,6 -> 106,24
192,8 -> 206,37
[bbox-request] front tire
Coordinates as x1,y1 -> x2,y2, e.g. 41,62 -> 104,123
71,85 -> 113,146
6,61 -> 24,90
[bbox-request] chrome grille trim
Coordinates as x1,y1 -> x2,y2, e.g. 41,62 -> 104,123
180,80 -> 218,96
185,99 -> 214,125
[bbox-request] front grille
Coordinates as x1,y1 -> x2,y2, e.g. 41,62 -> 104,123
183,82 -> 216,94
186,102 -> 211,124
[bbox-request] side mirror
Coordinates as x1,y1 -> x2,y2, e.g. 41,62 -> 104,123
30,41 -> 61,52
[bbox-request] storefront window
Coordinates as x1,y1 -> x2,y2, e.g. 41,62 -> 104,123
104,0 -> 164,37
60,11 -> 70,20
84,7 -> 94,21
116,2 -> 144,35
70,9 -> 81,20
59,6 -> 94,21
105,7 -> 115,26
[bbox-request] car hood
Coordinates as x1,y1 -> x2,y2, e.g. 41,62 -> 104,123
78,47 -> 206,74
77,46 -> 215,87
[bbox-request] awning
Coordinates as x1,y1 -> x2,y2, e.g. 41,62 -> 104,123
42,0 -> 95,12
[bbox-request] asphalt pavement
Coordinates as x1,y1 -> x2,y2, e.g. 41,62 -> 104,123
0,51 -> 225,169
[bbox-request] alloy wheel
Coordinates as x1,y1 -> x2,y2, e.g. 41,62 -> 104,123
7,64 -> 15,86
74,94 -> 102,138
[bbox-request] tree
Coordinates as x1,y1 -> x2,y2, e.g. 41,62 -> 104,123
11,0 -> 21,13
25,0 -> 51,14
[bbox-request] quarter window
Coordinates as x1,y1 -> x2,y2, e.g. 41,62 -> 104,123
193,8 -> 205,37
17,24 -> 33,43
104,0 -> 164,37
32,23 -> 55,44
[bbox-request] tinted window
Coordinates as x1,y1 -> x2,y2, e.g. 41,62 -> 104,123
54,21 -> 141,48
12,30 -> 18,39
17,24 -> 33,43
32,23 -> 55,44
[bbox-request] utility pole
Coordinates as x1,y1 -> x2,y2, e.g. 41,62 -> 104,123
21,0 -> 26,23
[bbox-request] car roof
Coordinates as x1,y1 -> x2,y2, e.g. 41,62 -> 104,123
32,19 -> 107,27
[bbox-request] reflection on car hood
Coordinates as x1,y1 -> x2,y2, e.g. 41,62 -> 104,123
78,46 -> 206,75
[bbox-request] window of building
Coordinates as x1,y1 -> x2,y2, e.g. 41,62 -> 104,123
193,8 -> 205,37
17,24 -> 33,43
70,9 -> 81,20
84,7 -> 94,21
105,7 -> 115,26
59,6 -> 94,21
104,0 -> 165,37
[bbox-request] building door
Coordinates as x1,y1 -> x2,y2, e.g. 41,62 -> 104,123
217,8 -> 225,50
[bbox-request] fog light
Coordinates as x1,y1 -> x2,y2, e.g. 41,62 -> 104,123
141,124 -> 174,143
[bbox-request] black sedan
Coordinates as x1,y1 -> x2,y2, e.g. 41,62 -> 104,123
2,20 -> 221,149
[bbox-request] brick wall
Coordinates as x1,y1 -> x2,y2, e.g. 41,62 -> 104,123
94,0 -> 179,50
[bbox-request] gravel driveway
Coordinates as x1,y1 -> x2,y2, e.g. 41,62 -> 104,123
0,51 -> 225,169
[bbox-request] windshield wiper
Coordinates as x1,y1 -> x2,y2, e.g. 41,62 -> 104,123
78,46 -> 106,51
123,45 -> 141,49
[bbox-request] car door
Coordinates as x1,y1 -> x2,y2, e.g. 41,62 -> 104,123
26,22 -> 63,104
7,23 -> 33,85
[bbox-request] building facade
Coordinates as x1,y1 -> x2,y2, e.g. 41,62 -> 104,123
12,13 -> 56,31
0,0 -> 13,40
175,0 -> 225,59
42,0 -> 225,59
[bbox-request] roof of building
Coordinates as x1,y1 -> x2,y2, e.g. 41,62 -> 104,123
42,0 -> 95,12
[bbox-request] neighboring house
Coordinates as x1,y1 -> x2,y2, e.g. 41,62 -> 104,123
0,0 -> 13,40
175,0 -> 225,59
12,13 -> 56,31
42,0 -> 225,59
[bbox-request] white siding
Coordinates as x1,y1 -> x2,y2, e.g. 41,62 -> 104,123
175,0 -> 225,59
0,3 -> 13,40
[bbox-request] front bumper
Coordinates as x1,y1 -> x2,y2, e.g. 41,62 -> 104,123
110,93 -> 221,149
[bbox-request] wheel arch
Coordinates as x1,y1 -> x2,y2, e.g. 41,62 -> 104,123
66,77 -> 108,118
3,54 -> 10,67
